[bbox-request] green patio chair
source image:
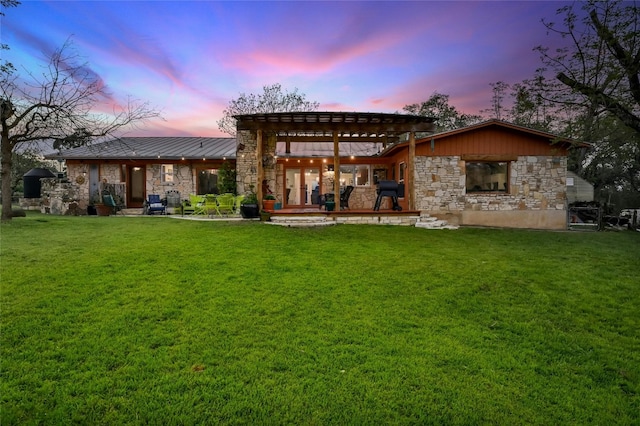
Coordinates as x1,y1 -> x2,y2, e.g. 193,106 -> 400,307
233,195 -> 244,215
191,194 -> 207,215
215,193 -> 235,217
203,194 -> 218,216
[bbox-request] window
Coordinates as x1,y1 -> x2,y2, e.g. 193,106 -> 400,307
398,162 -> 406,183
338,165 -> 370,186
197,168 -> 219,194
161,164 -> 174,183
466,162 -> 508,193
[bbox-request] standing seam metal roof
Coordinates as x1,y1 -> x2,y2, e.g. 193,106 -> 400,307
45,137 -> 237,160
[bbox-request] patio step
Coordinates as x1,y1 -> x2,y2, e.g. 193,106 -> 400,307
268,215 -> 336,227
121,208 -> 144,216
415,214 -> 459,230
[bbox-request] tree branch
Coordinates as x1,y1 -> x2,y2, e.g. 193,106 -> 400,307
557,71 -> 640,133
590,9 -> 640,106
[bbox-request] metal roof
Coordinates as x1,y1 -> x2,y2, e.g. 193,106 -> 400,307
45,137 -> 236,161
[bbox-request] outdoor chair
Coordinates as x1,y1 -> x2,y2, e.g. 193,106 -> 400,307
102,190 -> 124,215
203,194 -> 218,216
233,195 -> 244,214
146,194 -> 166,215
215,193 -> 235,217
187,194 -> 206,215
340,185 -> 354,209
181,195 -> 195,215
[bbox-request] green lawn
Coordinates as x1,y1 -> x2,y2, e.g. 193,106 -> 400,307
1,213 -> 639,425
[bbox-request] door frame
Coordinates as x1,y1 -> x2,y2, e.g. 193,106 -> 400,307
284,166 -> 321,207
127,165 -> 146,208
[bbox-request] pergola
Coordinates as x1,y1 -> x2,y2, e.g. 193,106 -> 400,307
234,112 -> 436,210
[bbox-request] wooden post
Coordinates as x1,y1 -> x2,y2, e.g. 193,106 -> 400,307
333,131 -> 340,211
408,131 -> 416,211
256,129 -> 263,210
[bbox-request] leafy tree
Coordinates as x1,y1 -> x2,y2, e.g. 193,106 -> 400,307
218,160 -> 237,194
217,83 -> 320,136
1,37 -> 161,221
534,0 -> 640,205
538,0 -> 640,134
403,92 -> 482,132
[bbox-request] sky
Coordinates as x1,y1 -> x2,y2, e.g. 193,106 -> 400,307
1,0 -> 574,138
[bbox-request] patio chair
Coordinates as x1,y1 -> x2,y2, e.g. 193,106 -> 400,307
234,195 -> 244,214
203,194 -> 218,216
340,185 -> 354,210
215,193 -> 235,217
146,194 -> 166,215
187,194 -> 206,215
102,190 -> 124,215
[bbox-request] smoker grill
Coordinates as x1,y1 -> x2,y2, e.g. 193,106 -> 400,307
374,180 -> 403,211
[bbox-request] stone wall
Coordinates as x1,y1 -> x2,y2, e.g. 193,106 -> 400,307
65,162 -> 198,206
235,130 -> 277,197
414,155 -> 568,229
39,178 -> 87,215
146,164 -> 194,201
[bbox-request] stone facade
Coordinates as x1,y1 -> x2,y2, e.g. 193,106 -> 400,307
414,155 -> 567,229
38,178 -> 87,215
64,162 -> 197,208
235,130 -> 277,196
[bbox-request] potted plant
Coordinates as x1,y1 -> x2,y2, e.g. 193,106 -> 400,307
263,194 -> 276,211
88,189 -> 111,216
240,188 -> 260,219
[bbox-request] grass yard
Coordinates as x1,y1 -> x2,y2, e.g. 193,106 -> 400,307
1,213 -> 639,424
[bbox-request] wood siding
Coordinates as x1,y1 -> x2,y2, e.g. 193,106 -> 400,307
415,127 -> 569,157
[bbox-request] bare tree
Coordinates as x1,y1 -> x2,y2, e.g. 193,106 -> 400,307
481,81 -> 510,121
1,39 -> 161,221
217,83 -> 319,136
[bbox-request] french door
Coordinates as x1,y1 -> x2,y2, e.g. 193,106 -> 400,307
284,167 -> 320,207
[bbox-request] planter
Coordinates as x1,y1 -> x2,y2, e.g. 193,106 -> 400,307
87,205 -> 97,215
95,204 -> 111,216
325,201 -> 336,211
240,204 -> 260,219
260,211 -> 271,221
263,199 -> 276,211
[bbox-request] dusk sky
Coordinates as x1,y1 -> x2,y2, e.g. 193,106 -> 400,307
2,1 -> 575,137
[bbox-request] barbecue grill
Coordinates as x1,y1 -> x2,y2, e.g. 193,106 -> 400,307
374,180 -> 403,211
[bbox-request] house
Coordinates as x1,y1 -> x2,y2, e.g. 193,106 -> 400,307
45,115 -> 587,230
44,137 -> 236,212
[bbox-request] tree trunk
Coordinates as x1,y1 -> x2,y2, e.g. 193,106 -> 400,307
1,129 -> 14,221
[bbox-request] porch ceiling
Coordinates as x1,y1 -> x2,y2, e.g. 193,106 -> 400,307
234,112 -> 436,138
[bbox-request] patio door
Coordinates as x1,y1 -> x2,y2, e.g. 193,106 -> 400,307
127,165 -> 145,208
285,167 -> 320,207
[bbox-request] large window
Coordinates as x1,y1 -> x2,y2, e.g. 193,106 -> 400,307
197,168 -> 219,194
338,165 -> 370,186
466,162 -> 508,193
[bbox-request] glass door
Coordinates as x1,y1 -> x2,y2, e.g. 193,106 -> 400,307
285,167 -> 319,207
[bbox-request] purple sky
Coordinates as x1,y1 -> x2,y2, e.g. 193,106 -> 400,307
2,1 -> 572,137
